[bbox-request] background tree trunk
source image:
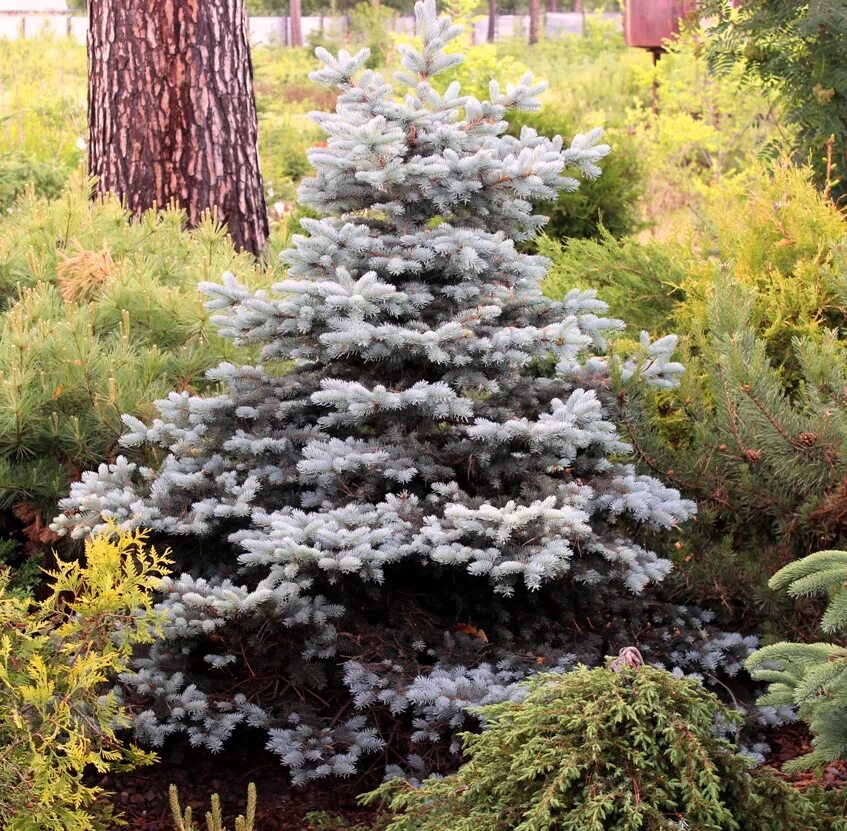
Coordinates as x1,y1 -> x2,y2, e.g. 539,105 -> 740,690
529,0 -> 540,44
289,0 -> 303,47
88,0 -> 269,254
571,0 -> 583,11
487,0 -> 496,42
548,0 -> 557,13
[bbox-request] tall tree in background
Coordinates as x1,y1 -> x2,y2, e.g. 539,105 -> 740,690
529,0 -> 540,44
487,0 -> 496,42
289,0 -> 304,46
88,0 -> 269,254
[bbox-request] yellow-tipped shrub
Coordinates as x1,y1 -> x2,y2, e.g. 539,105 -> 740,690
0,526 -> 170,831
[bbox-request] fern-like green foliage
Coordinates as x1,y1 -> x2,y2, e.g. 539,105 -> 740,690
747,549 -> 847,772
365,664 -> 837,831
0,526 -> 170,831
704,0 -> 847,201
169,782 -> 257,831
0,177 -> 279,543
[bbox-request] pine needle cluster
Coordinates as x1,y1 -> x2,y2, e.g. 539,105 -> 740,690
748,549 -> 847,771
0,178 -> 276,543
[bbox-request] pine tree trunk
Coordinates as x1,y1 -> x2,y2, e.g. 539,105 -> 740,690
289,0 -> 303,47
529,0 -> 540,44
548,0 -> 557,13
487,0 -> 496,42
571,0 -> 582,11
88,0 -> 269,255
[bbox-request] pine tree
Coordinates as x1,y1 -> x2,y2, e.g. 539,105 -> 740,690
52,0 -> 748,782
747,549 -> 847,771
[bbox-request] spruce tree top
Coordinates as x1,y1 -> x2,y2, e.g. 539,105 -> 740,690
51,0 -> 700,781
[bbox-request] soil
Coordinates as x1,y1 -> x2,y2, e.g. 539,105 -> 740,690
92,741 -> 379,831
764,723 -> 847,792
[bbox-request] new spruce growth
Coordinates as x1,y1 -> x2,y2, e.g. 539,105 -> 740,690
51,0 -> 732,782
747,549 -> 847,771
170,782 -> 257,831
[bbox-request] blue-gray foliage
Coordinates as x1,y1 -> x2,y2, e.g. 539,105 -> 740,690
53,0 -> 747,783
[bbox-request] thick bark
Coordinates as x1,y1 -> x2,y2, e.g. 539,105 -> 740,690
487,0 -> 496,42
289,0 -> 303,47
88,0 -> 269,254
529,0 -> 540,44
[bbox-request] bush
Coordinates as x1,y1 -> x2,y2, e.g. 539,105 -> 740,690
0,178 -> 270,547
507,108 -> 644,241
366,664 -> 840,831
747,549 -> 847,771
0,526 -> 169,831
0,152 -> 67,213
0,36 -> 86,171
704,0 -> 847,202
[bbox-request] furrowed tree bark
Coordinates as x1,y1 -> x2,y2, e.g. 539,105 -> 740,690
88,0 -> 269,255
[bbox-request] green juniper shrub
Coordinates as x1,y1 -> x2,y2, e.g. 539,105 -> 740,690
365,664 -> 842,831
747,549 -> 847,771
539,229 -> 684,333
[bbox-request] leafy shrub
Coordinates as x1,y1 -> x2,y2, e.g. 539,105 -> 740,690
0,36 -> 86,171
349,2 -> 394,68
625,24 -> 780,227
0,178 -> 269,544
507,108 -> 644,241
0,526 -> 169,831
366,664 -> 839,831
52,0 -> 752,786
747,549 -> 847,771
704,0 -> 847,201
0,152 -> 67,212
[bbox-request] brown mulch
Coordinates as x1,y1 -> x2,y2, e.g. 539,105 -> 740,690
764,723 -> 847,792
92,743 -> 377,831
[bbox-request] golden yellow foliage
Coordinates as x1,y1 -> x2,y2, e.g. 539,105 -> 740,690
0,525 -> 171,831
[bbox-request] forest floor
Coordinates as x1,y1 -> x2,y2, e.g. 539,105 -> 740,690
96,725 -> 847,831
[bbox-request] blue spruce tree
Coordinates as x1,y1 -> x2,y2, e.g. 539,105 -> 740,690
52,0 -> 752,783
